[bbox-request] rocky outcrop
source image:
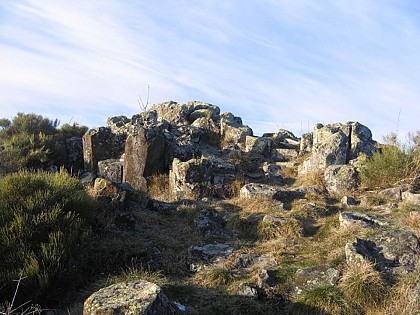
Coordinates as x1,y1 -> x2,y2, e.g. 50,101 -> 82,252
169,155 -> 235,200
83,280 -> 174,315
299,122 -> 376,174
324,165 -> 359,195
220,112 -> 253,149
123,128 -> 166,191
83,127 -> 125,172
345,230 -> 420,275
339,212 -> 388,228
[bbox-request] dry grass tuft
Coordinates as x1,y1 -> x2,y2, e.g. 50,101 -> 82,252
296,169 -> 326,192
196,266 -> 238,287
230,196 -> 284,214
147,173 -> 171,201
339,260 -> 386,308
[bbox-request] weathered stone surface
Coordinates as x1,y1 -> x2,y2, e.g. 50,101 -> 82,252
298,122 -> 375,175
378,187 -> 402,202
220,112 -> 253,148
191,117 -> 219,134
239,183 -> 282,200
271,148 -> 298,162
324,165 -> 359,195
169,155 -> 235,200
98,158 -> 123,183
341,196 -> 357,207
262,215 -> 285,226
194,209 -> 234,240
123,128 -> 165,191
65,136 -> 84,171
345,230 -> 420,274
187,243 -> 235,272
294,265 -> 340,294
339,212 -> 388,228
83,280 -> 174,315
150,101 -> 193,126
83,127 -> 126,172
188,104 -> 220,123
106,116 -> 130,134
402,191 -> 420,203
245,136 -> 273,157
348,122 -> 376,160
262,163 -> 283,179
299,132 -> 313,155
233,283 -> 261,299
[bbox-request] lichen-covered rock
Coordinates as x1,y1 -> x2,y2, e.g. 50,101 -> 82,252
324,164 -> 359,195
239,183 -> 282,200
83,127 -> 126,172
341,196 -> 357,207
107,116 -> 131,134
123,127 -> 165,191
245,136 -> 273,157
187,243 -> 235,272
220,112 -> 253,149
194,209 -> 234,240
98,158 -> 123,183
294,265 -> 340,294
83,280 -> 174,315
65,136 -> 84,171
345,230 -> 420,275
378,187 -> 402,202
339,212 -> 388,228
232,283 -> 261,299
299,132 -> 313,155
402,191 -> 420,203
169,155 -> 235,200
298,122 -> 376,175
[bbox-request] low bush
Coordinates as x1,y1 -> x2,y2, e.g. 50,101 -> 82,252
359,145 -> 419,190
0,170 -> 97,305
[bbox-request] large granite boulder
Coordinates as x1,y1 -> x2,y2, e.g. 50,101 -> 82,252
65,136 -> 84,171
98,158 -> 123,183
245,136 -> 273,158
83,280 -> 174,315
324,164 -> 359,195
298,122 -> 376,174
123,127 -> 166,191
169,155 -> 235,200
220,112 -> 253,149
83,127 -> 126,172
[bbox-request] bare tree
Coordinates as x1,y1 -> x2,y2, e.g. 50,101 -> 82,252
138,85 -> 150,114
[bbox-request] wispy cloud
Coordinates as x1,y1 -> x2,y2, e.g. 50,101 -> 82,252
0,0 -> 419,141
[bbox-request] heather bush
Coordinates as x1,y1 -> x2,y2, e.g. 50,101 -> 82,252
0,170 -> 96,305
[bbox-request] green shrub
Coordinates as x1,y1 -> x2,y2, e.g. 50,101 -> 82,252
359,145 -> 419,190
0,170 -> 96,305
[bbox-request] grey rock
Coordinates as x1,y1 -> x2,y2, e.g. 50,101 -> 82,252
294,265 -> 340,294
123,127 -> 166,191
194,209 -> 234,240
83,127 -> 126,172
339,212 -> 388,228
239,183 -> 282,200
245,136 -> 273,158
341,196 -> 357,207
106,116 -> 130,134
299,132 -> 313,155
83,280 -> 174,315
98,158 -> 123,183
324,164 -> 359,195
233,283 -> 261,299
271,148 -> 298,162
220,112 -> 253,149
187,243 -> 235,272
402,191 -> 420,203
345,230 -> 420,275
378,187 -> 402,202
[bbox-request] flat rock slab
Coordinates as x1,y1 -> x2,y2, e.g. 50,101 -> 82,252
339,211 -> 388,228
187,243 -> 235,272
345,230 -> 420,275
83,280 -> 174,315
294,265 -> 340,294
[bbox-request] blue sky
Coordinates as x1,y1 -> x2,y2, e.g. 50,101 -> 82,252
1,1 -> 419,141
